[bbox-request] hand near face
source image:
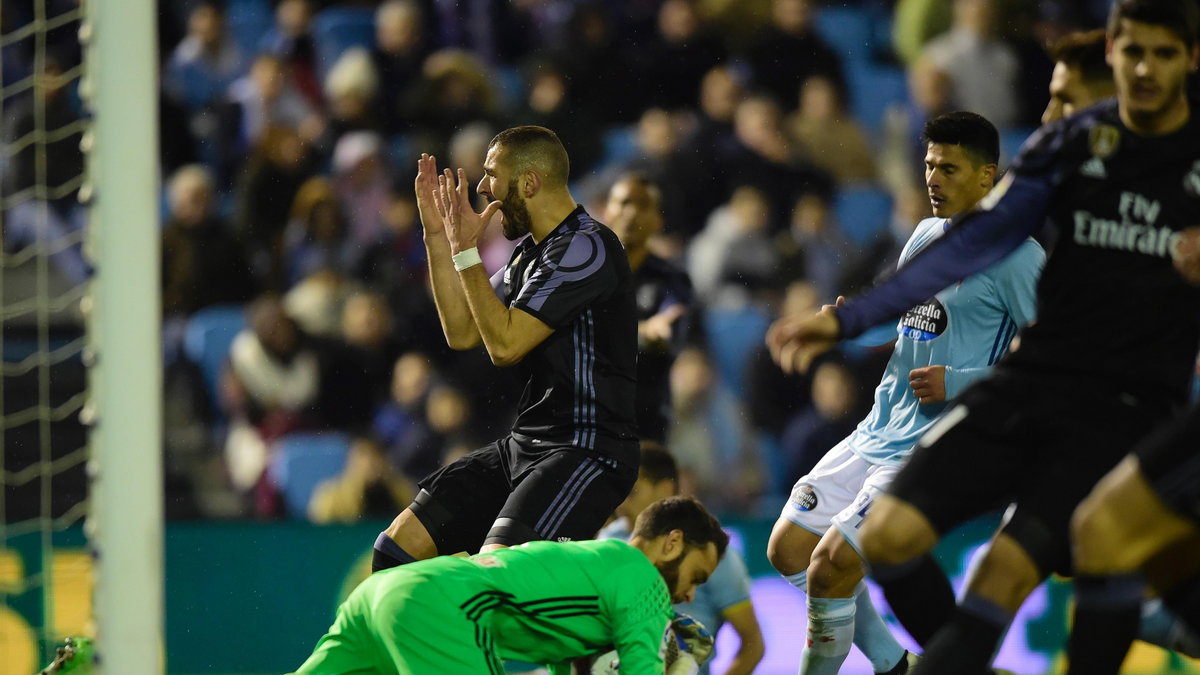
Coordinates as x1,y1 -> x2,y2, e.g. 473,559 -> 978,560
434,167 -> 503,254
414,154 -> 445,237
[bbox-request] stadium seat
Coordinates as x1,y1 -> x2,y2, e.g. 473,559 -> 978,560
225,0 -> 273,61
703,306 -> 771,398
1001,126 -> 1036,167
269,432 -> 352,519
182,304 -> 247,412
846,62 -> 909,138
834,183 -> 893,245
814,7 -> 873,63
312,7 -> 376,77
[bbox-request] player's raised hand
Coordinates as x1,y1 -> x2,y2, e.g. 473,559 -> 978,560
435,167 -> 503,254
766,301 -> 842,375
414,154 -> 445,237
1172,226 -> 1200,285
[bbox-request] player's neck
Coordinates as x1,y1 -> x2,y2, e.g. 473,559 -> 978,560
528,192 -> 581,243
1120,95 -> 1190,137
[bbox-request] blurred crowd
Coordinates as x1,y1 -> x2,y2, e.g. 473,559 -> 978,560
2,0 -> 1121,520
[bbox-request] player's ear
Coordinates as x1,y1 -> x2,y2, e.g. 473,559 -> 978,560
524,170 -> 541,198
661,528 -> 686,562
982,163 -> 997,188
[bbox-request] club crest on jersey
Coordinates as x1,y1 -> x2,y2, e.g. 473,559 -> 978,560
795,485 -> 818,511
1089,124 -> 1120,159
1185,160 -> 1200,198
900,298 -> 948,341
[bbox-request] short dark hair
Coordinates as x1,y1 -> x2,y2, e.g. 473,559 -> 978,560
921,111 -> 1000,167
1050,29 -> 1112,84
631,496 -> 729,559
1108,0 -> 1199,49
488,125 -> 571,187
638,446 -> 679,485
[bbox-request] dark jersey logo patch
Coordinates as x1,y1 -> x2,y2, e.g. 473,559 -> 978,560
900,297 -> 948,341
795,485 -> 818,511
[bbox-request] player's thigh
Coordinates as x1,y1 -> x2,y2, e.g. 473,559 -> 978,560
767,516 -> 823,576
492,449 -> 637,545
1005,393 -> 1165,577
778,438 -> 871,540
411,441 -> 512,556
808,528 -> 866,597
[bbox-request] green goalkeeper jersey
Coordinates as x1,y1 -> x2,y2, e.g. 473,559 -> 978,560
295,539 -> 676,674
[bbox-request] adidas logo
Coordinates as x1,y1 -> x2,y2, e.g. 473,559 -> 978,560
1081,157 -> 1107,178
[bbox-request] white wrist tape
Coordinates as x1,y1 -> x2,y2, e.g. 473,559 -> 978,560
451,247 -> 482,271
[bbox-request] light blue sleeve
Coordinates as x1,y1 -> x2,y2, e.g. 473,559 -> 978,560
703,551 -> 753,613
847,321 -> 900,349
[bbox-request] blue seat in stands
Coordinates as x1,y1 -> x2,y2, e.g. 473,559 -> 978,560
1001,127 -> 1036,166
704,306 -> 771,398
182,304 -> 247,412
312,7 -> 376,76
270,432 -> 352,520
834,184 -> 893,246
846,63 -> 909,138
814,7 -> 874,63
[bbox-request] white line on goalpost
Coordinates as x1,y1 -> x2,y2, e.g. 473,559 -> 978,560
83,0 -> 163,671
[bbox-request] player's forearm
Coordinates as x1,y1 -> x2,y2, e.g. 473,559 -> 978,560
720,645 -> 764,675
459,265 -> 524,366
425,234 -> 481,350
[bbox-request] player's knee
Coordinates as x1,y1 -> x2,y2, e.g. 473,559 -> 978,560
767,531 -> 806,576
968,536 -> 1042,610
1071,496 -> 1139,574
807,545 -> 863,598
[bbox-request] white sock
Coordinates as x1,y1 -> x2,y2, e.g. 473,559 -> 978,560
851,582 -> 907,673
799,595 -> 855,675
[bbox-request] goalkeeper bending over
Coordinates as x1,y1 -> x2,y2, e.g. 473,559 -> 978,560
292,496 -> 727,675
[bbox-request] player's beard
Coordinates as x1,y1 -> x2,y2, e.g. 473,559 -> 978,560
654,554 -> 684,603
500,177 -> 532,240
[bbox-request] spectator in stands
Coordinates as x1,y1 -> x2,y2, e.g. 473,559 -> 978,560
282,177 -> 356,287
322,48 -> 383,151
372,0 -> 432,134
727,94 -> 832,227
637,0 -> 727,112
2,51 -> 89,285
910,0 -> 1021,128
551,3 -> 636,124
332,131 -> 391,246
234,125 -> 316,290
223,296 -> 321,502
667,348 -> 764,513
309,437 -> 415,524
227,53 -> 323,151
406,49 -> 498,154
688,186 -> 780,310
162,165 -> 255,318
373,353 -> 433,475
164,1 -> 247,113
787,75 -> 877,184
774,191 -> 855,302
510,61 -> 602,176
259,0 -> 321,108
674,65 -> 746,237
285,269 -> 358,340
333,291 -> 402,415
744,0 -> 845,109
779,358 -> 863,482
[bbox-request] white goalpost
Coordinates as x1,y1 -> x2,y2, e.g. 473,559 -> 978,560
83,0 -> 163,671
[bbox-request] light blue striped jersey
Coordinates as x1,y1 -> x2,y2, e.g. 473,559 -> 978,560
847,217 -> 1044,465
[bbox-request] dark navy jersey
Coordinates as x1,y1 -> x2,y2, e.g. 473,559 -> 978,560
633,254 -> 694,443
494,206 -> 639,459
837,98 -> 1200,403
